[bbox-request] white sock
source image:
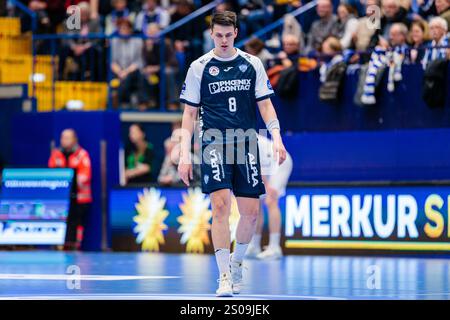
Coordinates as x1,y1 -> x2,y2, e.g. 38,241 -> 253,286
215,248 -> 230,276
249,234 -> 261,249
232,242 -> 248,263
269,233 -> 280,248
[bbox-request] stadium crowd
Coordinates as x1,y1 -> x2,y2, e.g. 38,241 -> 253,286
2,0 -> 450,109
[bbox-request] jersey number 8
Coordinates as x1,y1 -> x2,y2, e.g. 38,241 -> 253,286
228,97 -> 237,112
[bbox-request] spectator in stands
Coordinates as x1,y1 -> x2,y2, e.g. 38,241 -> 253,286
245,38 -> 274,69
65,0 -> 99,20
59,1 -> 102,81
319,36 -> 344,82
48,129 -> 92,251
20,0 -> 67,33
436,0 -> 450,28
142,23 -> 179,110
388,22 -> 410,58
332,3 -> 359,49
111,18 -> 146,110
105,0 -> 136,35
281,13 -> 305,52
378,0 -> 411,39
416,0 -> 437,20
158,121 -> 194,186
15,1 -> 59,34
22,1 -> 51,33
305,0 -> 338,55
278,34 -> 302,68
360,22 -> 409,105
125,124 -> 155,184
266,33 -> 305,92
238,0 -> 268,38
408,20 -> 430,63
134,0 -> 170,33
158,141 -> 183,186
352,0 -> 380,52
422,16 -> 450,68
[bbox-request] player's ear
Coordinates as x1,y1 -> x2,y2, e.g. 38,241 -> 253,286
234,28 -> 238,38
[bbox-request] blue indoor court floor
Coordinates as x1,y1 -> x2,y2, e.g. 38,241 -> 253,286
0,251 -> 449,300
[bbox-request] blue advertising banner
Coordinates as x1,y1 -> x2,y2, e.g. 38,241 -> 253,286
0,168 -> 74,245
109,185 -> 450,253
283,186 -> 450,251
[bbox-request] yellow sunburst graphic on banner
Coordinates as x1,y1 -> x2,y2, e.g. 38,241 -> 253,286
229,195 -> 241,246
133,188 -> 169,252
177,187 -> 212,253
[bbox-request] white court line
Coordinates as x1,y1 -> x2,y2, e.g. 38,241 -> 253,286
0,293 -> 347,300
0,274 -> 180,281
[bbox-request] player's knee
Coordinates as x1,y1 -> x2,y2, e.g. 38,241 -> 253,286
241,207 -> 259,222
211,196 -> 229,214
265,195 -> 278,208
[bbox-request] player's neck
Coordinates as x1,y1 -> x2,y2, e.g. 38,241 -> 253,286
213,47 -> 237,60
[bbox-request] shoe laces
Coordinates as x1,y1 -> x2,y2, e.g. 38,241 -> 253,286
217,274 -> 231,284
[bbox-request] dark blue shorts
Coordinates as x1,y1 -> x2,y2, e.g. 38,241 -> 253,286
200,138 -> 265,198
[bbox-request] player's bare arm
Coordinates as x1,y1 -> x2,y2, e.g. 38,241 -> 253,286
178,104 -> 198,186
257,98 -> 287,165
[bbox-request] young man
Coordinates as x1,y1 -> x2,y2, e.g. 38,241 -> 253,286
246,134 -> 293,260
178,11 -> 287,297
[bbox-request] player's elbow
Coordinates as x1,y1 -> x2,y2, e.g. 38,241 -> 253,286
183,105 -> 198,120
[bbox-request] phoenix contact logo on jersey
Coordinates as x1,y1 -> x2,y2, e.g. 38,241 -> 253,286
208,79 -> 252,95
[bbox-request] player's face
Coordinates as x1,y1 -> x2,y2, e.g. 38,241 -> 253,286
60,130 -> 77,150
210,24 -> 238,56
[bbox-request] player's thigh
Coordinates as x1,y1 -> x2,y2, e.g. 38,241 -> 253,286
235,196 -> 260,217
201,142 -> 233,194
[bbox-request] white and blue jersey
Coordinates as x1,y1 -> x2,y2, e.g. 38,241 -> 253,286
180,48 -> 275,140
180,48 -> 274,197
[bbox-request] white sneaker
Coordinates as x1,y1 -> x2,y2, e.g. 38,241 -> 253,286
216,273 -> 233,297
245,245 -> 261,259
257,246 -> 283,260
229,254 -> 243,294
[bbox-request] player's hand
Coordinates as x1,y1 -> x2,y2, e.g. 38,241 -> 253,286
178,161 -> 193,187
272,136 -> 287,165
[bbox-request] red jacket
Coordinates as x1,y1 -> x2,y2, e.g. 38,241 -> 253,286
48,146 -> 92,204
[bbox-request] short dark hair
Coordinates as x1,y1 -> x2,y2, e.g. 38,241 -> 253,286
211,11 -> 237,29
245,37 -> 265,54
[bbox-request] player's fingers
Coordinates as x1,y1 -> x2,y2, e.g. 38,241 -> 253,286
179,169 -> 189,187
279,149 -> 286,165
182,174 -> 190,187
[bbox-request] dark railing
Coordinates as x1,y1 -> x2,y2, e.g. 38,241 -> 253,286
9,0 -> 37,32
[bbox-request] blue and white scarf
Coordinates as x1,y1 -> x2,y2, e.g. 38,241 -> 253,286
421,36 -> 449,69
